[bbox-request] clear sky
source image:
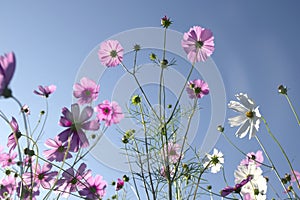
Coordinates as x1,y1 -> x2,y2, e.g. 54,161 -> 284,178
1,1 -> 300,199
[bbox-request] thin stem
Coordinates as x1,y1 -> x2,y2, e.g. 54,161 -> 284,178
139,103 -> 156,200
262,116 -> 300,189
284,94 -> 300,125
255,135 -> 292,198
192,160 -> 212,200
124,145 -> 141,200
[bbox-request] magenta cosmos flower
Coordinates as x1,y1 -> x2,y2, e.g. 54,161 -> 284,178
0,52 -> 16,97
79,175 -> 107,199
56,163 -> 92,198
23,163 -> 58,189
181,26 -> 214,63
58,103 -> 100,152
73,77 -> 100,105
98,40 -> 124,67
43,136 -> 73,162
0,175 -> 16,199
34,84 -> 56,98
115,178 -> 124,191
221,175 -> 253,197
186,79 -> 209,99
94,100 -> 124,127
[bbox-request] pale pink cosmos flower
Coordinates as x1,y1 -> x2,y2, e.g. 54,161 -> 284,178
34,84 -> 56,98
43,136 -> 72,162
98,40 -> 124,67
79,175 -> 107,199
0,52 -> 16,96
94,100 -> 124,127
0,151 -> 17,167
55,163 -> 92,198
240,150 -> 264,167
186,79 -> 209,99
7,117 -> 21,152
73,77 -> 100,105
58,103 -> 100,152
161,142 -> 182,164
291,170 -> 300,185
181,26 -> 214,63
23,163 -> 58,189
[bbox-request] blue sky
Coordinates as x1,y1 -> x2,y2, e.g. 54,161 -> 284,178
1,1 -> 300,199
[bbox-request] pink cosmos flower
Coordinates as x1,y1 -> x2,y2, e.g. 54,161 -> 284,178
56,163 -> 92,198
0,175 -> 16,199
79,175 -> 107,199
73,77 -> 100,105
115,178 -> 124,191
94,100 -> 124,127
0,52 -> 16,96
291,170 -> 300,184
181,26 -> 214,63
221,175 -> 253,197
33,84 -> 56,98
21,104 -> 30,115
43,136 -> 73,162
7,117 -> 21,152
98,40 -> 124,67
161,142 -> 182,164
0,151 -> 17,167
23,163 -> 58,189
186,79 -> 209,99
58,103 -> 100,152
240,150 -> 264,167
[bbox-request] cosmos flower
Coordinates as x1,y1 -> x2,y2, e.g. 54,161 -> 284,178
22,163 -> 58,189
161,142 -> 182,164
58,103 -> 100,152
181,26 -> 214,63
43,136 -> 73,162
234,163 -> 267,200
98,40 -> 124,67
228,93 -> 261,139
7,117 -> 21,152
0,52 -> 16,97
79,175 -> 107,199
94,100 -> 124,127
186,79 -> 209,99
55,163 -> 92,198
115,178 -> 124,191
33,85 -> 56,98
240,150 -> 264,167
221,175 -> 252,197
73,77 -> 100,105
203,148 -> 224,173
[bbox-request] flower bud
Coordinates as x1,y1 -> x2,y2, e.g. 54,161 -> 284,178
131,95 -> 141,105
150,53 -> 157,61
278,85 -> 287,95
217,125 -> 224,133
133,44 -> 141,51
160,59 -> 168,68
161,15 -> 172,28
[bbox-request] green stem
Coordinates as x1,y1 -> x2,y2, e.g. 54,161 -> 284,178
262,116 -> 300,189
255,135 -> 291,198
284,94 -> 300,125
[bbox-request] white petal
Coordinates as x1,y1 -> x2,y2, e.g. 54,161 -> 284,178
235,120 -> 250,138
228,114 -> 247,127
236,93 -> 256,110
228,101 -> 248,113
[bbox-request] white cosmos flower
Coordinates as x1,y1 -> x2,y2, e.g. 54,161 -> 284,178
234,163 -> 267,200
203,148 -> 224,173
228,93 -> 261,139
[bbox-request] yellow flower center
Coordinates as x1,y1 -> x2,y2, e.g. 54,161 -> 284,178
246,111 -> 254,118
